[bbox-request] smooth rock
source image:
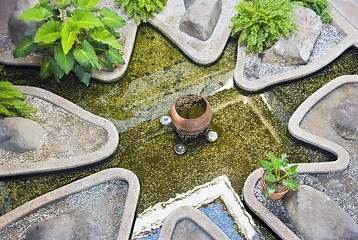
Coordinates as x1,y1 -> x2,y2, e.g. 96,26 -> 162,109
172,219 -> 212,240
0,117 -> 44,153
261,6 -> 322,66
183,0 -> 196,9
179,0 -> 222,41
25,210 -> 95,240
331,99 -> 358,141
8,0 -> 42,46
284,185 -> 358,240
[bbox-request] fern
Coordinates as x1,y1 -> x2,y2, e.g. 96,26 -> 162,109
115,0 -> 168,25
230,0 -> 297,55
292,0 -> 332,23
0,81 -> 37,120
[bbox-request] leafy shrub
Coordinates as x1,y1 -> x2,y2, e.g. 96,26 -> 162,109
0,80 -> 37,120
115,0 -> 168,25
13,0 -> 126,86
230,0 -> 297,55
292,0 -> 332,22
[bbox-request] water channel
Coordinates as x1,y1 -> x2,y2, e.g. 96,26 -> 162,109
0,23 -> 358,238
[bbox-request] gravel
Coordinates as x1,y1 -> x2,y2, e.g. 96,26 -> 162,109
244,24 -> 344,81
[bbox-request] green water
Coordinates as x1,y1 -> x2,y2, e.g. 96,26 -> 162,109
176,101 -> 206,119
0,23 -> 357,239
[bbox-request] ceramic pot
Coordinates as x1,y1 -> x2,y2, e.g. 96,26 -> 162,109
170,94 -> 212,135
261,170 -> 290,200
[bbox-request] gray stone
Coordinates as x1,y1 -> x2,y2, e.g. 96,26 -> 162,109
8,0 -> 42,46
0,117 -> 44,153
179,0 -> 222,41
172,219 -> 213,240
261,6 -> 322,66
25,210 -> 95,240
331,99 -> 358,141
183,0 -> 196,9
284,185 -> 358,240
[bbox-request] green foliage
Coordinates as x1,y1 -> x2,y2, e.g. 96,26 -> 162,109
292,0 -> 332,23
230,0 -> 297,55
13,0 -> 126,86
115,0 -> 168,25
0,81 -> 37,120
259,153 -> 300,199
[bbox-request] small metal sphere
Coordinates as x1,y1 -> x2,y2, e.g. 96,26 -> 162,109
174,144 -> 186,155
160,116 -> 172,125
206,131 -> 218,142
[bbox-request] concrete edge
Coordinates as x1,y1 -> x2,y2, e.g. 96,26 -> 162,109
158,206 -> 231,240
148,0 -> 240,65
243,75 -> 357,239
0,86 -> 119,177
233,5 -> 358,92
0,168 -> 140,240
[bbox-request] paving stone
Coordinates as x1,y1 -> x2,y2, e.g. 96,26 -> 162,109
331,98 -> 358,141
0,117 -> 44,153
179,0 -> 222,41
283,185 -> 358,240
183,0 -> 196,9
262,6 -> 322,66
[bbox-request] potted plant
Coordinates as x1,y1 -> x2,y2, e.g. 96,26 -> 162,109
259,153 -> 300,200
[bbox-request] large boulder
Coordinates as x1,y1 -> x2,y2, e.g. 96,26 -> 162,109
25,210 -> 95,240
261,6 -> 322,66
179,0 -> 222,41
8,0 -> 42,46
331,99 -> 358,141
284,185 -> 358,240
0,117 -> 44,153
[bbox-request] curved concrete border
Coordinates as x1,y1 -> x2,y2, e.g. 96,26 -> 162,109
0,0 -> 137,83
158,206 -> 231,240
234,4 -> 358,92
0,86 -> 119,177
243,75 -> 357,239
148,0 -> 240,65
0,168 -> 140,240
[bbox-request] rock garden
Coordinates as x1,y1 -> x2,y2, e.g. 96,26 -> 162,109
0,0 -> 357,239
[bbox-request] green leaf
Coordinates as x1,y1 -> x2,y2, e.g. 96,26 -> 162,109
61,22 -> 79,54
54,0 -> 68,4
259,159 -> 273,174
282,178 -> 299,191
270,153 -> 282,170
100,7 -> 126,28
279,153 -> 288,167
50,58 -> 65,82
54,44 -> 75,74
285,164 -> 298,176
34,21 -> 61,43
91,28 -> 120,49
0,65 -> 3,72
99,58 -> 114,71
39,57 -> 52,79
263,173 -> 277,183
73,40 -> 99,70
19,6 -> 53,22
265,183 -> 277,199
106,47 -> 125,65
73,64 -> 91,86
13,35 -> 39,58
78,0 -> 101,9
71,9 -> 103,28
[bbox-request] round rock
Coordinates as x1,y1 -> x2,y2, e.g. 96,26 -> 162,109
0,117 -> 44,153
331,99 -> 358,141
25,210 -> 95,240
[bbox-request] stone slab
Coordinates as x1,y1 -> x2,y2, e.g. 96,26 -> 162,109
242,75 -> 358,239
234,4 -> 358,92
0,168 -> 140,240
148,0 -> 240,65
0,86 -> 119,177
0,0 -> 137,83
328,0 -> 358,30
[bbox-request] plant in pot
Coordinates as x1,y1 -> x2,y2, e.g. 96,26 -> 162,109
259,153 -> 300,200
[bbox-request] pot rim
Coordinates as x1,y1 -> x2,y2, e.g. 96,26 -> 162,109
261,170 -> 290,194
172,94 -> 212,121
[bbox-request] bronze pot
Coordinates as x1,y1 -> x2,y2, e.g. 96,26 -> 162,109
261,170 -> 290,200
170,94 -> 212,135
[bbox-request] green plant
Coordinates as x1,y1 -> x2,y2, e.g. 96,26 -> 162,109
259,153 -> 300,199
230,0 -> 297,55
115,0 -> 167,25
13,0 -> 126,86
0,81 -> 37,120
292,0 -> 332,23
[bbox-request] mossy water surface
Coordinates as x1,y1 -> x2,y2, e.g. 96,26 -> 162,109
1,22 -> 358,238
